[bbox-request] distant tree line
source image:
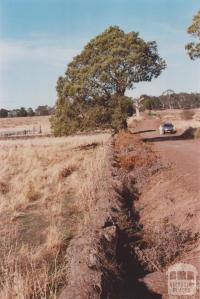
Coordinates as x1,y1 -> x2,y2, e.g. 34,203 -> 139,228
0,105 -> 54,118
142,92 -> 200,110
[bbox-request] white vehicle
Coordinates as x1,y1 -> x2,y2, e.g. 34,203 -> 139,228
159,122 -> 176,135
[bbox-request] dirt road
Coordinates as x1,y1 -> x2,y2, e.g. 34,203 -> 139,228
138,119 -> 200,192
133,118 -> 200,297
133,119 -> 200,227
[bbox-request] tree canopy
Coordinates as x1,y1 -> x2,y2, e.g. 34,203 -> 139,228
0,109 -> 8,118
35,105 -> 52,116
186,10 -> 200,59
51,26 -> 166,136
0,106 -> 53,118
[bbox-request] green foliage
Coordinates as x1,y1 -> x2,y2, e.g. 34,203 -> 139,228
144,99 -> 153,110
186,10 -> 200,59
0,109 -> 8,118
9,108 -> 26,117
27,108 -> 35,117
51,95 -> 133,136
142,92 -> 200,110
19,107 -> 27,117
50,99 -> 80,136
35,105 -> 51,116
0,106 -> 52,118
51,26 -> 166,136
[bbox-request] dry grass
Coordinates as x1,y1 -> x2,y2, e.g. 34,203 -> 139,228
135,220 -> 199,272
180,109 -> 195,120
127,116 -> 139,129
0,132 -> 110,298
78,145 -> 108,222
0,116 -> 51,134
115,131 -> 156,170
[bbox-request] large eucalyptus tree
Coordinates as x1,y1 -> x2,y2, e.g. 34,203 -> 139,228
51,26 -> 166,136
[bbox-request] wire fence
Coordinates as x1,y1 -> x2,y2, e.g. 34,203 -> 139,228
0,128 -> 52,140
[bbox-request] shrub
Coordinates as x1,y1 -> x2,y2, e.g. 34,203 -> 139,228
135,221 -> 199,272
51,96 -> 133,136
115,131 -> 156,170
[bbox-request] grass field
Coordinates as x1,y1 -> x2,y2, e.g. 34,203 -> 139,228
0,116 -> 51,134
0,133 -> 110,298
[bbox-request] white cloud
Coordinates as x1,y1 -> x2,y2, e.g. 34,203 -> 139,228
0,38 -> 81,108
0,39 -> 79,70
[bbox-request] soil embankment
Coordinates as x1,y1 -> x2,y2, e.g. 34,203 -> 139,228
59,132 -> 162,299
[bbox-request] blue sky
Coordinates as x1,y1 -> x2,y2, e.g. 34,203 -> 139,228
0,0 -> 199,109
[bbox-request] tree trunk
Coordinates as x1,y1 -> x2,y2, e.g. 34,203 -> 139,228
135,103 -> 140,119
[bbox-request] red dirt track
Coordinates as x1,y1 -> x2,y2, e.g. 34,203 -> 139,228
133,118 -> 200,297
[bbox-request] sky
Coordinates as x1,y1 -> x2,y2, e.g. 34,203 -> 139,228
0,0 -> 200,109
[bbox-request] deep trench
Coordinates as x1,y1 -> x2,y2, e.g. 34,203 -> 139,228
115,229 -> 161,299
111,165 -> 162,299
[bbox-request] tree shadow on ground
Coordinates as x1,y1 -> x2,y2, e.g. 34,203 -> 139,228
143,127 -> 196,143
133,129 -> 157,135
